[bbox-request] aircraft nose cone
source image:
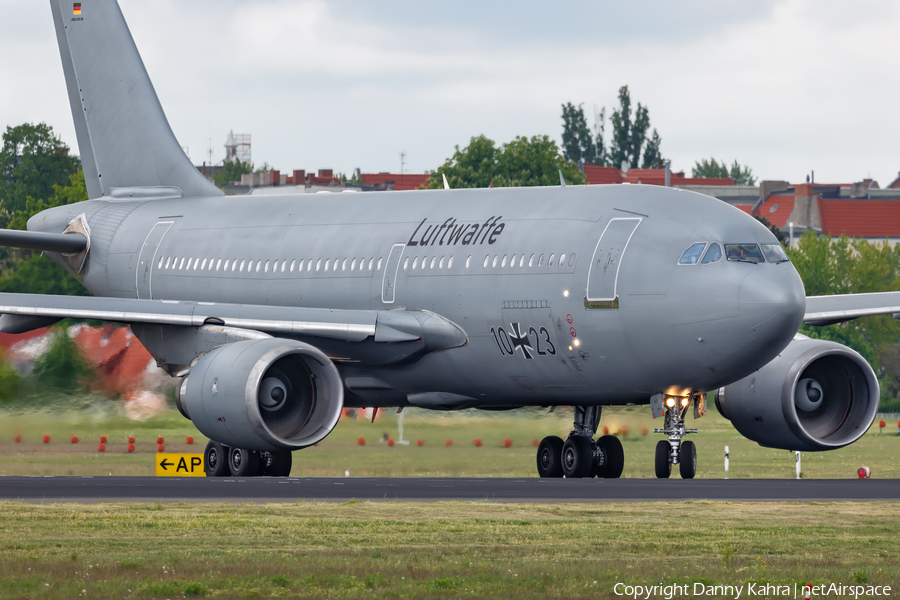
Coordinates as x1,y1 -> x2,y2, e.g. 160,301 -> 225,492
740,266 -> 806,350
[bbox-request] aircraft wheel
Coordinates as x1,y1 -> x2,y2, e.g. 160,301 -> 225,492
679,441 -> 697,480
204,440 -> 230,477
228,447 -> 260,477
536,436 -> 564,478
561,436 -> 593,478
261,450 -> 293,477
594,435 -> 624,478
654,440 -> 672,479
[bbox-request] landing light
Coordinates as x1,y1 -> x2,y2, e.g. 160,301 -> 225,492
563,290 -> 570,298
681,398 -> 689,407
665,397 -> 676,408
573,339 -> 581,347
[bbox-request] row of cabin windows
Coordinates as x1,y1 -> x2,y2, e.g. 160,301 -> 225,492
158,256 -> 384,274
156,251 -> 576,275
481,252 -> 574,269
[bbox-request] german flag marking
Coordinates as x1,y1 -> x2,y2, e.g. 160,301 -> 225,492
73,3 -> 82,15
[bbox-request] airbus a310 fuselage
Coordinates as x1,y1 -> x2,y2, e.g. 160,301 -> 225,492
0,0 -> 887,479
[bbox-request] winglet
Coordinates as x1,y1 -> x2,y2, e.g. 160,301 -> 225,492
442,173 -> 450,190
559,170 -> 567,187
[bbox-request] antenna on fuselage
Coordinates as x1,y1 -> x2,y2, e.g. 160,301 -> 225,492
442,173 -> 450,190
559,170 -> 567,188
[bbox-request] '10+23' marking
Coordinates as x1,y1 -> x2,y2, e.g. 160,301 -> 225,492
491,323 -> 556,359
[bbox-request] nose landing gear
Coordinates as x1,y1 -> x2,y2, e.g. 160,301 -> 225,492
536,406 -> 625,479
653,394 -> 699,479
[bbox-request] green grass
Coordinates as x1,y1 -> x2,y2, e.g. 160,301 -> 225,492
0,501 -> 896,599
1,406 -> 899,478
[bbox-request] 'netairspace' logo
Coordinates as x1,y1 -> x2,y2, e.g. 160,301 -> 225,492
613,583 -> 893,600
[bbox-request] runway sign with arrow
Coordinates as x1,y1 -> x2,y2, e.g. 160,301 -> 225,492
156,453 -> 205,477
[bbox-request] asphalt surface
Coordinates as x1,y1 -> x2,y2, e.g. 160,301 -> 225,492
0,476 -> 897,503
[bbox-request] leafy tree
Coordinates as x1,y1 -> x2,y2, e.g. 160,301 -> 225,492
560,102 -> 596,164
788,232 -> 900,409
0,171 -> 91,296
692,158 -> 728,179
640,129 -> 663,169
31,327 -> 94,392
213,160 -> 253,187
0,252 -> 91,296
0,123 -> 80,229
609,86 -> 654,170
427,134 -> 584,189
728,161 -> 756,186
592,106 -> 607,166
692,158 -> 756,186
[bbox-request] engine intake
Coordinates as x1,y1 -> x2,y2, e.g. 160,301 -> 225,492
177,338 -> 343,451
715,336 -> 878,451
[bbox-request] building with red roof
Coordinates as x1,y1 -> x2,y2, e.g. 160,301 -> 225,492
727,180 -> 900,244
583,164 -> 734,187
361,172 -> 431,191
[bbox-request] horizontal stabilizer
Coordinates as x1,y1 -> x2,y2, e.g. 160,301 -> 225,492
804,292 -> 900,325
0,229 -> 87,254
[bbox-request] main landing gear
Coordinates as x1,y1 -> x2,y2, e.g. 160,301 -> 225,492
536,406 -> 624,478
653,394 -> 698,479
204,441 -> 293,477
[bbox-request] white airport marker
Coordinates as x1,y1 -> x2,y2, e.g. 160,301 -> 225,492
795,451 -> 801,479
724,446 -> 729,479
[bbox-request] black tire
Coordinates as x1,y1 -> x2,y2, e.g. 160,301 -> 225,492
536,436 -> 565,478
654,440 -> 671,479
561,436 -> 593,478
228,447 -> 261,477
679,441 -> 697,480
261,450 -> 293,477
594,435 -> 624,478
204,440 -> 230,477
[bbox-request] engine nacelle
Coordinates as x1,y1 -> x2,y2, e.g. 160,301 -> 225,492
715,336 -> 878,451
176,338 -> 344,451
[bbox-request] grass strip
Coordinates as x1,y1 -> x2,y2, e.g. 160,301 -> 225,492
0,501 -> 897,599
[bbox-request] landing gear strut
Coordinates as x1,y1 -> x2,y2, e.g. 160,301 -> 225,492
536,406 -> 625,479
653,394 -> 698,479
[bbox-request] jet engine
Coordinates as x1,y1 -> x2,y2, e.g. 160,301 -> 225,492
175,338 -> 344,451
715,336 -> 878,451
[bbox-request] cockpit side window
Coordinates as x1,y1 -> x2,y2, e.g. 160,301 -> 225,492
760,243 -> 790,263
678,242 -> 707,265
725,243 -> 765,264
701,242 -> 723,264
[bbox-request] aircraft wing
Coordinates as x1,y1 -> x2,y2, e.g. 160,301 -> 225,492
804,292 -> 900,326
0,292 -> 448,344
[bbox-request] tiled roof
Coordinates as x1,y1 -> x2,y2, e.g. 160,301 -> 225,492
819,200 -> 900,238
584,165 -> 622,185
752,195 -> 796,228
361,173 -> 430,191
583,165 -> 733,187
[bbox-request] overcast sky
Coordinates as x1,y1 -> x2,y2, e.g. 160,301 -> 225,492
2,0 -> 899,184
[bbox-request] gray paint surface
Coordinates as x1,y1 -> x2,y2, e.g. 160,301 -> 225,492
2,0 -> 897,447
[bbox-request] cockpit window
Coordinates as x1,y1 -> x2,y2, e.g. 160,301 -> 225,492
701,242 -> 722,264
725,243 -> 765,264
678,242 -> 707,265
760,243 -> 789,263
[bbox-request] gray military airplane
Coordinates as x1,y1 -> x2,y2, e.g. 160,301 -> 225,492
0,0 -> 893,478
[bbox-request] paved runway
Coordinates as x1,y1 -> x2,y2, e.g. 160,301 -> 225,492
0,476 -> 897,503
